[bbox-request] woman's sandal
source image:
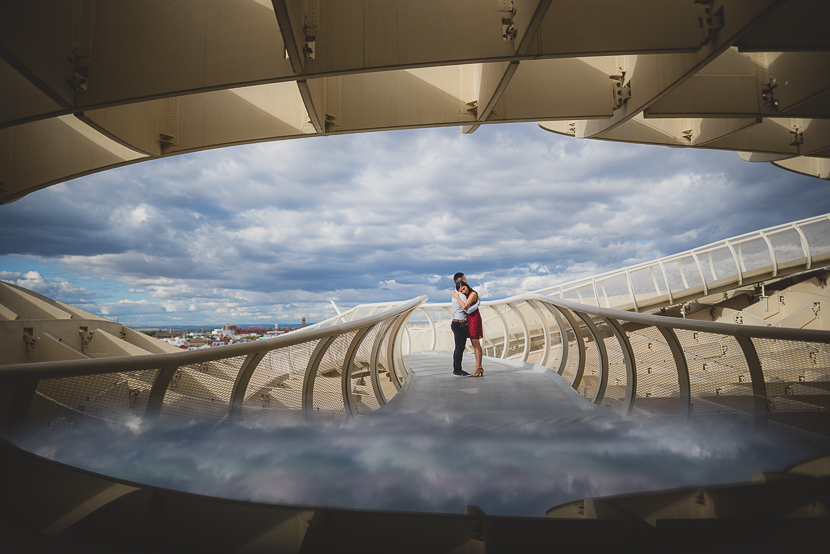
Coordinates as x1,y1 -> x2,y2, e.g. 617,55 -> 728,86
473,367 -> 484,377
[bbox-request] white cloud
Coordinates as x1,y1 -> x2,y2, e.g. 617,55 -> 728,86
1,123 -> 829,326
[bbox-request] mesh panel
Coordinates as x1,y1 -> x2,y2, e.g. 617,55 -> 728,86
348,325 -> 381,415
801,218 -> 830,262
503,305 -> 526,360
594,318 -> 626,414
516,301 -> 545,365
754,338 -> 830,438
767,228 -> 807,270
735,237 -> 773,274
404,307 -> 435,353
680,256 -> 704,289
630,266 -> 666,307
545,309 -> 564,373
572,283 -> 599,307
481,306 -> 505,358
160,356 -> 244,429
401,326 -> 411,354
309,331 -> 355,425
596,274 -> 630,309
378,321 -> 398,403
240,342 -> 316,426
576,320 -> 602,402
534,303 -> 560,370
675,330 -> 752,425
562,286 -> 583,304
558,309 -> 580,385
662,260 -> 687,294
392,316 -> 410,385
31,369 -> 160,429
629,327 -> 681,422
700,245 -> 740,285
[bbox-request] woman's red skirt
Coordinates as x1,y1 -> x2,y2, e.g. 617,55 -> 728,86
467,309 -> 483,339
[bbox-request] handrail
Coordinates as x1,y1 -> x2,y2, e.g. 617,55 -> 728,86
529,295 -> 830,343
0,296 -> 426,381
531,213 -> 830,311
0,296 -> 427,438
406,292 -> 830,438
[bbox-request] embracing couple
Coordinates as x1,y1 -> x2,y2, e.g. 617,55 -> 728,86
450,272 -> 484,377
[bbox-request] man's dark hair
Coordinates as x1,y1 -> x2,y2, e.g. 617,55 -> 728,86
453,272 -> 465,283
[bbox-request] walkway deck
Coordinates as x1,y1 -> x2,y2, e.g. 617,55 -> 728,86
387,352 -> 620,428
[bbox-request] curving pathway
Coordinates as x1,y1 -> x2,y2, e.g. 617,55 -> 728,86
386,351 -> 620,428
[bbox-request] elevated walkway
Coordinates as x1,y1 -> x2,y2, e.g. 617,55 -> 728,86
388,352 -> 620,428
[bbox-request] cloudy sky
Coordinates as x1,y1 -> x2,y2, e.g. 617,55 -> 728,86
1,122 -> 829,327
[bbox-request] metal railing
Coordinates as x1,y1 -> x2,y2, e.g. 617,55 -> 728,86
318,214 -> 830,358
0,296 -> 426,439
533,213 -> 830,312
407,294 -> 830,437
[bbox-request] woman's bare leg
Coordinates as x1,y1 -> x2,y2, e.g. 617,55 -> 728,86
471,338 -> 483,376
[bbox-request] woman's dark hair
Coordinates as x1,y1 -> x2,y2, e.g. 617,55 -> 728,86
455,280 -> 467,291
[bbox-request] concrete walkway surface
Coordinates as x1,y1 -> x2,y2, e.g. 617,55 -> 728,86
383,351 -> 621,429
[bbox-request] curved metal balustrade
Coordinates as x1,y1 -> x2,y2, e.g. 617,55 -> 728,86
0,296 -> 426,439
533,213 -> 830,312
294,216 -> 830,438
406,294 -> 830,438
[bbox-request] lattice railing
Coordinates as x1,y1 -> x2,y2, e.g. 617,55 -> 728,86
407,294 -> 830,438
534,213 -> 830,312
0,297 -> 426,438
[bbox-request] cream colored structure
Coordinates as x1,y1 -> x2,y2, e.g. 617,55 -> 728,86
0,283 -> 421,437
2,0 -> 829,205
3,214 -> 829,440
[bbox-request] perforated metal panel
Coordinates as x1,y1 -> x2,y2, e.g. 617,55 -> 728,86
675,330 -> 752,425
160,356 -> 244,429
309,331 -> 356,426
348,325 -> 381,415
630,266 -> 666,307
767,228 -> 807,270
391,315 -> 410,386
240,342 -> 315,426
377,321 -> 398,403
588,315 -> 626,413
31,369 -> 160,431
557,309 -> 580,385
519,302 -> 546,365
801,218 -> 830,262
576,323 -> 602,402
596,274 -> 630,309
502,304 -> 526,360
481,306 -> 506,359
734,236 -> 774,276
699,245 -> 741,285
628,327 -> 682,422
754,338 -> 830,438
